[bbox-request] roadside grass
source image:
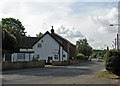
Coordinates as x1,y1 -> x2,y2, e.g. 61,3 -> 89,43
98,71 -> 119,79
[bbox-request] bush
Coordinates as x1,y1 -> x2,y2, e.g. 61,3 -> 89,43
21,60 -> 28,63
91,53 -> 97,58
85,56 -> 89,60
104,51 -> 110,60
105,50 -> 120,76
32,58 -> 39,62
77,53 -> 86,60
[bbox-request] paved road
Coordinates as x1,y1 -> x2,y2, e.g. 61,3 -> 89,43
2,60 -> 119,84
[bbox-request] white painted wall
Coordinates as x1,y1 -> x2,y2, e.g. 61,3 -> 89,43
33,33 -> 64,63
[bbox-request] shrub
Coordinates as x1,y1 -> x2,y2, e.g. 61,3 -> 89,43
104,51 -> 110,60
85,56 -> 89,60
39,60 -> 45,62
32,58 -> 39,62
91,53 -> 97,58
105,50 -> 120,76
77,53 -> 86,60
21,60 -> 28,63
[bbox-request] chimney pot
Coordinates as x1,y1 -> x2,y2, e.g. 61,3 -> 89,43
51,26 -> 54,34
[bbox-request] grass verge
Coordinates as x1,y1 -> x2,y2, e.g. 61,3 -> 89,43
98,71 -> 118,79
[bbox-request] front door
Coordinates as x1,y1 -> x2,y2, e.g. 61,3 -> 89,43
47,56 -> 52,64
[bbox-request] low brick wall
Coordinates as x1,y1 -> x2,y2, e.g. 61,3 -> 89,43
52,60 -> 89,66
2,61 -> 45,71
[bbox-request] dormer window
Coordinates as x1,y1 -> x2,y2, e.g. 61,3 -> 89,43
37,43 -> 41,48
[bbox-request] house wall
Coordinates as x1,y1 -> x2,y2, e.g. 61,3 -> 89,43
69,44 -> 76,60
51,33 -> 76,60
51,34 -> 69,53
63,50 -> 68,61
33,33 -> 66,63
12,53 -> 34,62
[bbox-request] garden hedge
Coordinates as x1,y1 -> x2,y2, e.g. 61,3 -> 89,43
105,50 -> 120,76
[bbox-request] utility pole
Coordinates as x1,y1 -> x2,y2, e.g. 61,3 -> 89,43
110,24 -> 120,50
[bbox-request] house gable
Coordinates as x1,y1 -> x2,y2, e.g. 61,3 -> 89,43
32,31 -> 63,47
33,32 -> 64,61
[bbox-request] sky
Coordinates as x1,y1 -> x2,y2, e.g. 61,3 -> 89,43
0,0 -> 120,50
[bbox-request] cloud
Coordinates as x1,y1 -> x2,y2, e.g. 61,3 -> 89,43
90,7 -> 118,34
0,1 -> 118,49
56,25 -> 84,38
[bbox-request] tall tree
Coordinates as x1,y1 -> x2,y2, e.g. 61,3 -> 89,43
76,38 -> 92,56
1,18 -> 26,51
36,32 -> 43,38
2,29 -> 17,51
2,18 -> 26,43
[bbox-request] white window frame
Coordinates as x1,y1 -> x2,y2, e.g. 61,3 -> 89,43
17,53 -> 25,60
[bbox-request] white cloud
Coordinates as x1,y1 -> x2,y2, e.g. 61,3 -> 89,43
56,25 -> 84,41
91,7 -> 118,34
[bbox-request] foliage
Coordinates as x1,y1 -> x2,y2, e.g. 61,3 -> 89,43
98,71 -> 118,79
21,60 -> 28,62
76,38 -> 92,56
92,49 -> 106,58
77,53 -> 87,60
36,32 -> 43,38
91,53 -> 97,58
2,29 -> 17,51
105,50 -> 120,76
32,58 -> 39,62
1,18 -> 26,51
103,51 -> 110,60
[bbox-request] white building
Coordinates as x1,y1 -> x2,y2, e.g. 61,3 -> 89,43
11,28 -> 76,63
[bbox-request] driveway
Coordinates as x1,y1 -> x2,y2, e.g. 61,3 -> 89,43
2,60 -> 119,84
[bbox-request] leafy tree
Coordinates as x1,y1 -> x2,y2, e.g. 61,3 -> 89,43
2,29 -> 17,51
76,38 -> 92,56
1,18 -> 26,51
2,18 -> 26,43
36,32 -> 43,38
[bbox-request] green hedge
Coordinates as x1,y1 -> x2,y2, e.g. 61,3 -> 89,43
32,58 -> 39,62
77,53 -> 88,60
105,50 -> 120,76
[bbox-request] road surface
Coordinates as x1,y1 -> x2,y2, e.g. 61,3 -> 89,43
2,60 -> 119,84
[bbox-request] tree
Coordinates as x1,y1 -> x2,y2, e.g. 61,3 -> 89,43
2,18 -> 26,43
2,29 -> 17,51
1,18 -> 26,51
36,32 -> 43,38
76,38 -> 92,56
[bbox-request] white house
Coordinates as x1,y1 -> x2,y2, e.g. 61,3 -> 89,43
11,28 -> 76,63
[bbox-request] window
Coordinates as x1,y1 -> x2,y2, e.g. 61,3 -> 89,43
17,54 -> 25,59
37,43 -> 41,48
54,55 -> 58,59
63,55 -> 65,57
37,55 -> 39,58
